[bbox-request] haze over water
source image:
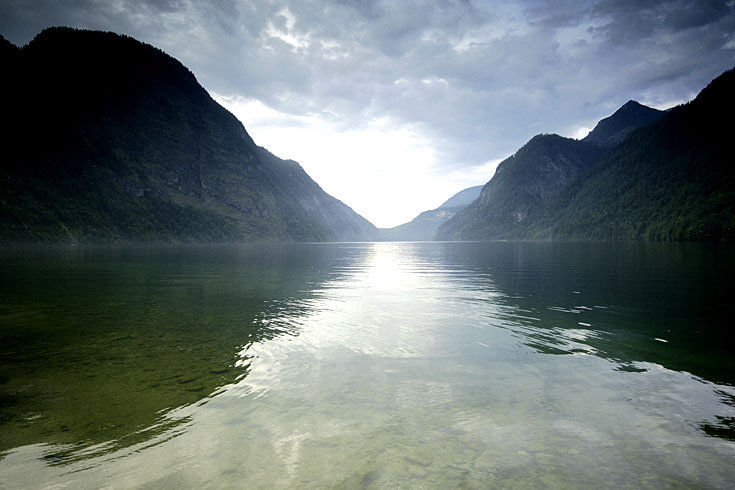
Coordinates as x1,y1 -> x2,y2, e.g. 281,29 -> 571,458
1,242 -> 733,488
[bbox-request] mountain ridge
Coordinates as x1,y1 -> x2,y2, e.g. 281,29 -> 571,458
436,134 -> 608,240
524,67 -> 734,240
0,27 -> 378,243
438,185 -> 483,209
379,185 -> 482,241
437,68 -> 734,241
583,100 -> 664,145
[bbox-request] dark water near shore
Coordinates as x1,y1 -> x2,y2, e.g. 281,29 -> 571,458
0,242 -> 733,488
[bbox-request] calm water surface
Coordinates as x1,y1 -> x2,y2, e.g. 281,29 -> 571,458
0,242 -> 733,488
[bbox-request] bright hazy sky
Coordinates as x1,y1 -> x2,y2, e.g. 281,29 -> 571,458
2,0 -> 734,227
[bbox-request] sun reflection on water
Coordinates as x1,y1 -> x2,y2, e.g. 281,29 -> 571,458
1,242 -> 734,488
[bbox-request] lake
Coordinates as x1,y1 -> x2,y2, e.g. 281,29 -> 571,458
0,242 -> 733,488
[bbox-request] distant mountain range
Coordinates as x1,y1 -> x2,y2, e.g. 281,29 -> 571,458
1,28 -> 731,244
379,185 -> 481,241
0,28 -> 378,243
437,68 -> 734,241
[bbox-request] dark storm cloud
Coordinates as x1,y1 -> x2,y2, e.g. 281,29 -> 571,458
2,0 -> 734,171
593,0 -> 732,38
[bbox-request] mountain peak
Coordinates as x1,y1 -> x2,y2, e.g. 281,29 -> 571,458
619,100 -> 648,112
583,100 -> 664,146
23,27 -> 200,91
438,66 -> 734,242
1,27 -> 378,243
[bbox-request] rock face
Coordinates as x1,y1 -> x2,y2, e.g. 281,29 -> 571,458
437,68 -> 735,241
379,185 -> 482,241
0,28 -> 378,243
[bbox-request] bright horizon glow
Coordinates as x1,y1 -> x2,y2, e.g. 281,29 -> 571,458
2,0 -> 730,229
213,93 -> 495,228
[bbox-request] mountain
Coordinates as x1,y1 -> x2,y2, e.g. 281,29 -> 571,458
379,185 -> 481,241
525,68 -> 734,240
436,135 -> 607,240
437,69 -> 734,241
437,185 -> 483,209
0,28 -> 378,243
583,100 -> 664,145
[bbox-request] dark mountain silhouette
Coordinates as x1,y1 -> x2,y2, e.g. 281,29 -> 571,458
0,28 -> 378,243
436,135 -> 607,240
527,68 -> 735,240
379,185 -> 481,241
437,68 -> 734,241
583,100 -> 664,145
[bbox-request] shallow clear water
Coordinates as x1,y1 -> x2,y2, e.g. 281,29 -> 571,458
0,242 -> 734,488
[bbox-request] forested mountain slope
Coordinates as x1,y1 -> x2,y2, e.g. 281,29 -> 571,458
436,135 -> 607,240
437,68 -> 734,242
527,68 -> 734,240
0,28 -> 378,243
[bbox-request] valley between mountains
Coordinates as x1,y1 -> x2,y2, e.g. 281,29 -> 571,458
1,28 -> 732,243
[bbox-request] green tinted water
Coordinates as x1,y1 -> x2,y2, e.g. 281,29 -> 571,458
0,242 -> 733,488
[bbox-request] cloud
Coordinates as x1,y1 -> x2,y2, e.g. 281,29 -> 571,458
2,0 -> 734,224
